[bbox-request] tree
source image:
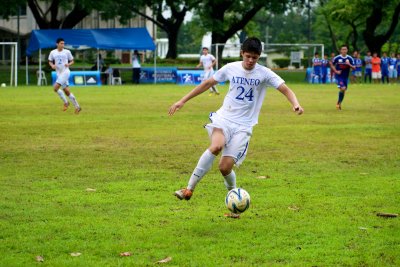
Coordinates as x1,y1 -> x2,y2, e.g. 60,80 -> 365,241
315,0 -> 400,54
131,0 -> 201,58
1,0 -> 26,19
195,0 -> 303,58
363,0 -> 400,54
178,16 -> 207,54
1,0 -> 141,29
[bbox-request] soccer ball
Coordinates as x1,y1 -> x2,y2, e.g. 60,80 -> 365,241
1,83 -> 6,87
225,188 -> 250,214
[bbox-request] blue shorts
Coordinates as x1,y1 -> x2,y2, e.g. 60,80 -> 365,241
365,68 -> 372,75
336,77 -> 348,89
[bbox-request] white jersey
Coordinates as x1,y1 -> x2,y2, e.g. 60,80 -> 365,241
48,48 -> 73,75
213,62 -> 284,127
200,54 -> 215,70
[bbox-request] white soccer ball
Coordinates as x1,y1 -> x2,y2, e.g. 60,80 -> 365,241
225,188 -> 251,214
1,83 -> 6,87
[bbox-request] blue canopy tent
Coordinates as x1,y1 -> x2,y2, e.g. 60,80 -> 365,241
26,28 -> 156,85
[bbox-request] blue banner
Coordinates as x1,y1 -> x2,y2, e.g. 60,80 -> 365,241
140,67 -> 177,83
51,71 -> 101,86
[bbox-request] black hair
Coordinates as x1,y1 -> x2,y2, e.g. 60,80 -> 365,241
202,47 -> 209,50
340,44 -> 349,49
56,38 -> 64,44
241,37 -> 262,55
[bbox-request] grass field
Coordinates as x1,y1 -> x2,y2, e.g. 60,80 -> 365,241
0,82 -> 399,266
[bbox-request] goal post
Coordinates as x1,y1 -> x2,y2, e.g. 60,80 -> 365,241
211,42 -> 324,69
0,42 -> 18,87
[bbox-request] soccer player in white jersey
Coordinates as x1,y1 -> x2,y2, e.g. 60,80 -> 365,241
169,37 -> 304,217
48,38 -> 81,114
196,47 -> 220,96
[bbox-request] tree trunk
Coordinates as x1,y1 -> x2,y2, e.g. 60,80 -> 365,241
209,1 -> 262,61
155,3 -> 187,59
61,4 -> 90,29
166,28 -> 179,59
363,2 -> 400,55
27,0 -> 89,29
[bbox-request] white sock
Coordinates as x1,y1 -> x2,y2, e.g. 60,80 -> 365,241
68,93 -> 80,108
223,170 -> 236,190
187,149 -> 216,190
56,89 -> 68,104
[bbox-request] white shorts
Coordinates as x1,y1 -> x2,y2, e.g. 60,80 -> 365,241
389,68 -> 397,78
372,71 -> 381,79
204,112 -> 252,166
203,69 -> 214,80
56,70 -> 70,89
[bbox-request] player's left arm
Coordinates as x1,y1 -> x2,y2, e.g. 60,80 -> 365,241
66,51 -> 74,67
67,59 -> 74,67
277,83 -> 304,115
211,58 -> 217,69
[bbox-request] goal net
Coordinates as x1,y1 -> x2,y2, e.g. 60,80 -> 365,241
0,42 -> 18,86
211,42 -> 324,70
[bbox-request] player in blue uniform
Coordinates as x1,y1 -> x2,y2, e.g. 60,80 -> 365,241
329,52 -> 336,83
388,52 -> 397,84
397,53 -> 400,83
350,51 -> 358,84
321,54 -> 329,84
380,52 -> 389,84
329,44 -> 355,110
364,51 -> 372,83
354,53 -> 363,84
312,52 -> 322,83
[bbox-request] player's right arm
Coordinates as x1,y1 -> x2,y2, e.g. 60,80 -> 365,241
168,78 -> 219,116
329,60 -> 341,75
48,52 -> 56,70
48,61 -> 56,70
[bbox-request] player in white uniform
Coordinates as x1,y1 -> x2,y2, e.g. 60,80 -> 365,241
197,47 -> 220,95
48,38 -> 81,114
169,37 -> 304,217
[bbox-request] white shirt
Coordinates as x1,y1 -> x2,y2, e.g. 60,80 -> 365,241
213,62 -> 285,127
200,54 -> 215,70
132,54 -> 141,68
48,49 -> 73,75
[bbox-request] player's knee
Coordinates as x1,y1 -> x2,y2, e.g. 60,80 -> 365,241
219,162 -> 232,176
209,145 -> 223,155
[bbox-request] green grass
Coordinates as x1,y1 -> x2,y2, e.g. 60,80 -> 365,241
0,83 -> 399,266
